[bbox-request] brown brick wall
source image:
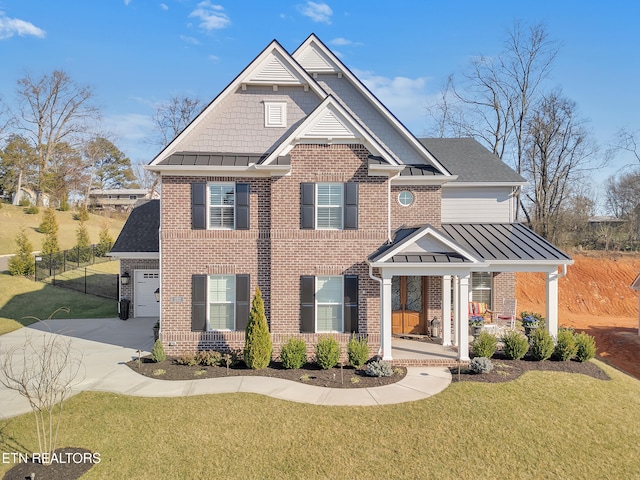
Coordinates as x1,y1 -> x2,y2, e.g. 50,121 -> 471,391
120,258 -> 159,317
493,271 -> 516,314
391,185 -> 441,230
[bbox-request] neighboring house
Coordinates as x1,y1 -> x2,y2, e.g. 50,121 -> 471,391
88,188 -> 155,212
12,187 -> 49,207
111,35 -> 572,362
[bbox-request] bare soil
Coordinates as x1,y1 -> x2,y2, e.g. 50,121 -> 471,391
516,251 -> 640,379
2,447 -> 95,480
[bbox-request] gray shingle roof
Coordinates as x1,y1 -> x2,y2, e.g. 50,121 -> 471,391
419,138 -> 526,183
110,200 -> 159,254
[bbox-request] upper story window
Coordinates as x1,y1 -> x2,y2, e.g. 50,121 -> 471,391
317,183 -> 343,229
209,183 -> 235,229
398,190 -> 414,207
264,102 -> 287,128
300,182 -> 358,230
129,195 -> 138,200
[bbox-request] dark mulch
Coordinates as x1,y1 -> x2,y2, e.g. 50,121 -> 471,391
450,352 -> 610,383
126,356 -> 406,389
3,447 -> 97,480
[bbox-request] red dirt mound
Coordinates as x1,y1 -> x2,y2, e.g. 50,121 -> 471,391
516,252 -> 640,379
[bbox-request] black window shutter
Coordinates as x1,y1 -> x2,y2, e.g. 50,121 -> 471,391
300,275 -> 315,332
191,183 -> 207,230
344,275 -> 359,333
236,274 -> 250,331
236,183 -> 250,230
300,183 -> 315,229
344,182 -> 358,230
192,274 -> 207,331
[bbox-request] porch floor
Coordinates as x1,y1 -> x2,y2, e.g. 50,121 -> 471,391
391,336 -> 463,367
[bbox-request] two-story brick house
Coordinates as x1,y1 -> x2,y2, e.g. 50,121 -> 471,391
110,35 -> 572,362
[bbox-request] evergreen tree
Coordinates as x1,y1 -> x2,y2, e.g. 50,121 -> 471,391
243,287 -> 272,369
95,223 -> 114,257
41,228 -> 60,256
69,220 -> 92,263
8,227 -> 35,276
38,207 -> 59,234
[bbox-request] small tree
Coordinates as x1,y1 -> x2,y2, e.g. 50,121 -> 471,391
95,223 -> 114,257
243,287 -> 272,369
8,226 -> 35,276
0,310 -> 83,465
38,207 -> 59,234
75,205 -> 89,222
151,339 -> 166,363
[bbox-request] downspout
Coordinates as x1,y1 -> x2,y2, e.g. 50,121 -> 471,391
368,263 -> 384,356
558,263 -> 567,278
388,171 -> 401,243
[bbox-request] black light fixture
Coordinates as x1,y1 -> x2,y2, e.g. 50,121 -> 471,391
154,288 -> 160,302
121,272 -> 130,285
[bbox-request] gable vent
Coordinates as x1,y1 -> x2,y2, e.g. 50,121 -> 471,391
251,55 -> 299,84
306,111 -> 355,138
265,102 -> 287,128
298,46 -> 337,73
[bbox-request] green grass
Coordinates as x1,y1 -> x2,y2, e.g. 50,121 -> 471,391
0,272 -> 117,335
0,362 -> 638,479
0,203 -> 125,255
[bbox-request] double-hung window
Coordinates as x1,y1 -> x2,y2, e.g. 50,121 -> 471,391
208,275 -> 235,330
316,276 -> 343,332
191,182 -> 250,230
300,275 -> 359,333
191,274 -> 250,332
209,183 -> 235,229
471,272 -> 492,308
316,183 -> 343,229
300,182 -> 358,230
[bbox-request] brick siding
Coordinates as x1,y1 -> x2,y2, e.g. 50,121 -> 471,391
119,258 -> 160,317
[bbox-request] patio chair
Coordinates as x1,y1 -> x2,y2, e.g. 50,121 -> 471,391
495,298 -> 517,333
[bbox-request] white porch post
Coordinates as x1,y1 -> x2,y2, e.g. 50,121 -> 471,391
452,275 -> 459,346
458,273 -> 470,362
381,274 -> 393,361
546,270 -> 559,338
442,275 -> 452,346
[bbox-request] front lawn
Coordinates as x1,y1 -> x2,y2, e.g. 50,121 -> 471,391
0,361 -> 638,479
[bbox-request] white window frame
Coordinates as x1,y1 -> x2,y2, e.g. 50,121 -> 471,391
208,182 -> 235,230
207,274 -> 235,331
471,272 -> 492,309
264,102 -> 287,128
315,275 -> 344,333
398,190 -> 414,207
316,183 -> 343,230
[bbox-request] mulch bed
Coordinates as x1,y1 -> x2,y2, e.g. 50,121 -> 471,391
450,352 -> 610,383
126,356 -> 407,389
3,447 -> 96,480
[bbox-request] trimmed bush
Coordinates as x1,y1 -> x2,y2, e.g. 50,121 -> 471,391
469,357 -> 493,374
150,339 -> 166,363
175,352 -> 197,366
365,360 -> 394,377
195,350 -> 221,366
502,330 -> 529,360
529,328 -> 554,361
280,338 -> 307,369
574,332 -> 597,362
347,335 -> 369,368
315,335 -> 340,370
554,328 -> 578,361
472,331 -> 497,358
244,287 -> 273,370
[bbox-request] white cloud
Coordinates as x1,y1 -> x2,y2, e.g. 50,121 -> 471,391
189,1 -> 230,31
160,3 -> 169,11
208,54 -> 220,62
180,35 -> 200,45
329,37 -> 358,46
298,1 -> 332,24
102,112 -> 157,162
353,68 -> 435,134
0,11 -> 45,40
124,0 -> 132,5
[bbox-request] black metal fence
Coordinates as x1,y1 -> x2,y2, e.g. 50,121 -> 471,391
51,266 -> 119,300
34,244 -> 113,282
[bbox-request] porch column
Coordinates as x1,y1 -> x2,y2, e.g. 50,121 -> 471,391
442,275 -> 452,346
452,275 -> 459,346
457,273 -> 470,362
546,270 -> 559,338
380,274 -> 393,361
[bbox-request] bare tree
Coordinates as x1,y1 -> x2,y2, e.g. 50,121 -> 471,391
14,70 -> 100,205
151,95 -> 203,146
0,312 -> 83,465
615,128 -> 640,163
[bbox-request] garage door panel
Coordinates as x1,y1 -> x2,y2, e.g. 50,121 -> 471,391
135,270 -> 160,317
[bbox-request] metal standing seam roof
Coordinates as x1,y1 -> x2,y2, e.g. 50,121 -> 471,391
386,253 -> 470,263
157,152 -> 293,167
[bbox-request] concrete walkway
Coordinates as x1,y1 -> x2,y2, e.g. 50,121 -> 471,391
0,318 -> 451,419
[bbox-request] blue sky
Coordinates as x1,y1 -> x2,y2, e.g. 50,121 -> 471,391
1,0 -> 638,189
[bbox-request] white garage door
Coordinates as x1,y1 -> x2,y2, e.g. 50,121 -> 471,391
134,270 -> 160,317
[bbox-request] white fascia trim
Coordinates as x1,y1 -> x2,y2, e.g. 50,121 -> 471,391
368,164 -> 405,177
391,175 -> 458,185
368,262 -> 473,277
480,260 -> 574,273
293,35 -> 451,176
149,41 -> 327,167
107,252 -> 160,259
442,181 -> 528,188
262,96 -> 398,166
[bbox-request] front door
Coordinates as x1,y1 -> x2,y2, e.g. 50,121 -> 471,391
392,276 -> 426,334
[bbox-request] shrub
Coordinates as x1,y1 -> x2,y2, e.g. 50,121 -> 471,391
280,338 -> 307,369
529,328 -> 555,361
175,352 -> 197,366
472,331 -> 498,358
502,330 -> 529,360
574,332 -> 597,362
74,206 -> 89,222
195,350 -> 221,366
25,205 -> 39,215
347,334 -> 369,368
244,287 -> 272,369
150,340 -> 166,363
58,199 -> 70,211
19,198 -> 30,207
315,335 -> 340,369
8,227 -> 35,277
221,349 -> 242,368
554,328 -> 578,361
365,360 -> 394,377
38,207 -> 59,234
469,357 -> 493,374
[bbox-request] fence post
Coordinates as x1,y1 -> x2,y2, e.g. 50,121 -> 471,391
84,267 -> 87,295
49,253 -> 52,278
